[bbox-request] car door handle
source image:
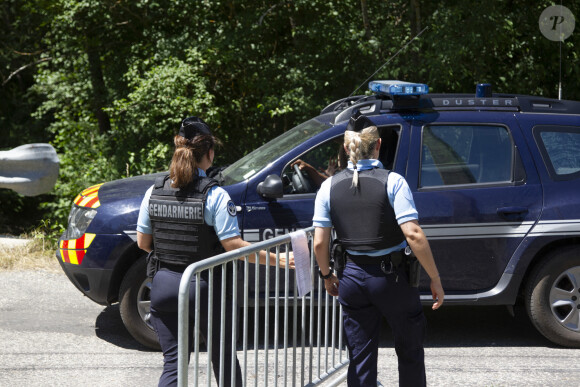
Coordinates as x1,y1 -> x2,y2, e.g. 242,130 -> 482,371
497,207 -> 529,220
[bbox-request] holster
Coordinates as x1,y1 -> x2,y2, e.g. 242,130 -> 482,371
385,248 -> 420,287
330,239 -> 346,272
145,250 -> 159,278
403,247 -> 421,287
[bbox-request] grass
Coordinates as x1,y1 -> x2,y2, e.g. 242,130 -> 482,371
0,233 -> 61,272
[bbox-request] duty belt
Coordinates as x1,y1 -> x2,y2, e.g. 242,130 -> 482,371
346,250 -> 404,265
158,261 -> 189,273
342,248 -> 420,286
346,250 -> 405,275
346,254 -> 382,265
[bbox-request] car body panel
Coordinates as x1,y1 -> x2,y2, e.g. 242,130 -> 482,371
405,112 -> 543,294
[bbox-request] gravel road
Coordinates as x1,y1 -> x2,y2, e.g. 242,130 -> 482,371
1,269 -> 579,386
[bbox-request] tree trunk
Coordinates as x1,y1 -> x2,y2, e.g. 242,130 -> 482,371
409,0 -> 421,71
86,43 -> 111,134
410,0 -> 421,36
360,0 -> 371,39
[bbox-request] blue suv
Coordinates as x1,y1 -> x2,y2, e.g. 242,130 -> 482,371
57,81 -> 580,349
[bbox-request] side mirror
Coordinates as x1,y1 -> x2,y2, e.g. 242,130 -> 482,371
257,174 -> 283,198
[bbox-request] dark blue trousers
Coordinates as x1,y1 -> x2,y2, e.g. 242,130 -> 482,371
149,266 -> 243,387
338,261 -> 426,387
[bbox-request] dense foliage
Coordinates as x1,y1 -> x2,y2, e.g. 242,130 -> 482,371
1,0 -> 579,233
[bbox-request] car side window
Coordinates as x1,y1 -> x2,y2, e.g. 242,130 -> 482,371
534,126 -> 580,180
282,125 -> 401,194
283,136 -> 346,194
420,125 -> 513,188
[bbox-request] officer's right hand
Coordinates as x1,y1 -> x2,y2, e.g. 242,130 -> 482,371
430,276 -> 444,310
324,274 -> 339,297
280,251 -> 295,269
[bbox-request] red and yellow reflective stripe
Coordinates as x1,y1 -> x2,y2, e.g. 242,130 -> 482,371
59,233 -> 96,265
73,183 -> 103,209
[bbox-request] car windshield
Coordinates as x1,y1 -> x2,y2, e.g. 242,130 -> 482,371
221,118 -> 331,185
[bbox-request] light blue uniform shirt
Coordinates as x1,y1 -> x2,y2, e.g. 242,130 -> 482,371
312,159 -> 418,256
136,169 -> 240,241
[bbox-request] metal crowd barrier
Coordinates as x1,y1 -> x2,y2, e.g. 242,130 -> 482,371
177,227 -> 349,386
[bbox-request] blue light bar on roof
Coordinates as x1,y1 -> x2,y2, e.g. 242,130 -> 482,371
369,80 -> 429,96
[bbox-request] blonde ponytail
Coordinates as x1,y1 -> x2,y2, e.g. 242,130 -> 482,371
343,126 -> 380,187
345,131 -> 362,187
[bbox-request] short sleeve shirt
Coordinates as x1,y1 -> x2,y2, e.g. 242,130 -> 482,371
312,159 -> 418,255
136,169 -> 240,241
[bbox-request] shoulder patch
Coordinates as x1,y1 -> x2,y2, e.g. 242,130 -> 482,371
227,200 -> 237,216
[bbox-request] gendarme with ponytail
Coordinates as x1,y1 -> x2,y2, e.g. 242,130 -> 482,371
343,111 -> 380,187
169,116 -> 221,189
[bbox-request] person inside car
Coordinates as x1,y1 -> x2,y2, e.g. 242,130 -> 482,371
291,138 -> 347,188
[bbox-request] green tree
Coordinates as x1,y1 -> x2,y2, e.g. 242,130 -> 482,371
1,0 -> 579,232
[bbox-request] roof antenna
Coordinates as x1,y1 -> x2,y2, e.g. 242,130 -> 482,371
349,26 -> 429,98
539,4 -> 576,100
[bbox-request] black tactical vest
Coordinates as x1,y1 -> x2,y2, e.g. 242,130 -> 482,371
329,168 -> 406,251
149,174 -> 223,266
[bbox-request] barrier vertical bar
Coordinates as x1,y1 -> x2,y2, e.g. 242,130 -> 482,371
264,247 -> 271,387
219,263 -> 227,386
331,296 -> 337,367
207,267 -> 214,386
292,253 -> 298,387
339,303 -> 344,362
243,255 -> 249,384
231,260 -> 239,387
324,291 -> 330,374
317,276 -> 322,379
308,236 -> 315,384
283,248 -> 289,387
254,252 -> 260,387
194,274 -> 201,386
301,285 -> 306,387
177,263 -> 193,387
274,245 -> 280,385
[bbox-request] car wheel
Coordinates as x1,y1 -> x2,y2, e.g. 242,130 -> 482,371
119,256 -> 160,350
525,247 -> 580,348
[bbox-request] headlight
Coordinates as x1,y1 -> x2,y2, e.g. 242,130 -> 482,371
64,205 -> 97,239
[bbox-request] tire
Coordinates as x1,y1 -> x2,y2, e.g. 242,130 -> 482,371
119,256 -> 160,350
525,247 -> 580,348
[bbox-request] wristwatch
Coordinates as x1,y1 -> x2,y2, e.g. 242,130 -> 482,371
318,268 -> 333,280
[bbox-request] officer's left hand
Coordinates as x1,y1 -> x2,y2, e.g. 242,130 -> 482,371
324,274 -> 339,297
430,276 -> 444,310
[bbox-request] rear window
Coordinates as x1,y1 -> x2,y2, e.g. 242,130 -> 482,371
534,125 -> 580,180
420,125 -> 513,187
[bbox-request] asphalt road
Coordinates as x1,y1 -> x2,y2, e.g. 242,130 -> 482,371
1,270 -> 579,386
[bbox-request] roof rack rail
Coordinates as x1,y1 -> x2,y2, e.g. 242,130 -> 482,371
320,95 -> 369,115
516,96 -> 580,114
333,99 -> 384,124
